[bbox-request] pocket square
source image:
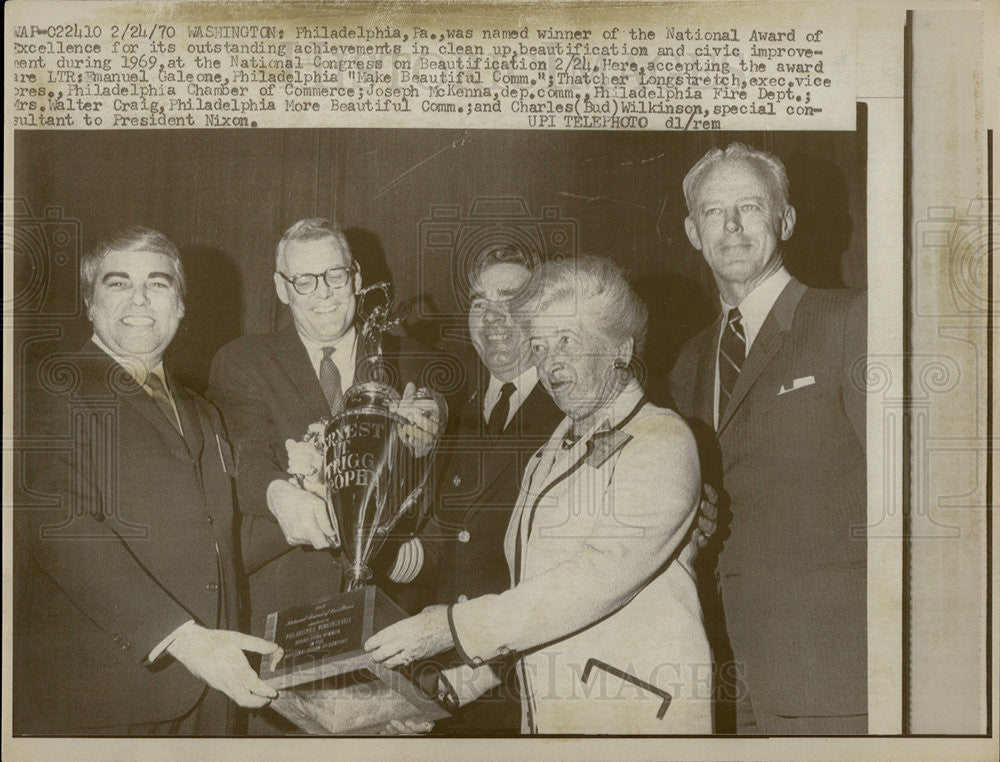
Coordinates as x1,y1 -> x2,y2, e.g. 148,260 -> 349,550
778,375 -> 816,395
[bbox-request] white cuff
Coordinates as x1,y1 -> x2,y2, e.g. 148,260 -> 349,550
147,619 -> 196,662
439,663 -> 501,707
388,538 -> 424,584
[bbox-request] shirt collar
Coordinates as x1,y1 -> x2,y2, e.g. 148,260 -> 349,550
298,325 -> 357,365
550,379 -> 645,447
720,266 -> 792,348
91,333 -> 166,386
487,364 -> 539,399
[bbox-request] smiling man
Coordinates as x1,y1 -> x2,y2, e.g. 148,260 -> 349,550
206,220 -> 429,734
669,144 -> 868,734
14,228 -> 281,735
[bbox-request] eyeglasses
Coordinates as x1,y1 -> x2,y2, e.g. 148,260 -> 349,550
277,265 -> 356,295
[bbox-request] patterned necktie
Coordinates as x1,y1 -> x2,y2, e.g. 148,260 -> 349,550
319,346 -> 345,415
718,307 -> 746,423
486,382 -> 516,436
144,372 -> 182,433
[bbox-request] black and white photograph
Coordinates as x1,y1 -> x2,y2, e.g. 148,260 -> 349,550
3,1 -> 994,760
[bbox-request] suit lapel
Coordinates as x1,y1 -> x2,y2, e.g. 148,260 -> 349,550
510,416 -> 569,585
170,372 -> 205,461
695,316 -> 721,426
512,387 -> 644,583
717,278 -> 807,435
273,324 -> 330,422
476,383 -> 555,498
77,341 -> 193,459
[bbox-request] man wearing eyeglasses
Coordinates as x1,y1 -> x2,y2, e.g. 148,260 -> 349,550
207,219 -> 429,733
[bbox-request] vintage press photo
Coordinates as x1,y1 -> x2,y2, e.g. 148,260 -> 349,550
3,1 -> 995,760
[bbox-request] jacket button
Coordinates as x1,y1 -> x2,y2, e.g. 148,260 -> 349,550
458,530 -> 470,543
452,474 -> 462,487
206,515 -> 215,525
121,641 -> 132,651
206,582 -> 219,591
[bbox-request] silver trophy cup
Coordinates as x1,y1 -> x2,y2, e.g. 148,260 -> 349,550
324,381 -> 446,590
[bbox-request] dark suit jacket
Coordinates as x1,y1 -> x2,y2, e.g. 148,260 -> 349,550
207,323 -> 437,635
669,279 -> 867,730
14,342 -> 240,734
419,380 -> 563,605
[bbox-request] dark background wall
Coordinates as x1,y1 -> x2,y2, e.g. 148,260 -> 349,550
14,112 -> 866,403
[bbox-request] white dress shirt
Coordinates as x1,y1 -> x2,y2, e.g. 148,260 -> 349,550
714,266 -> 793,428
297,325 -> 357,394
482,364 -> 540,431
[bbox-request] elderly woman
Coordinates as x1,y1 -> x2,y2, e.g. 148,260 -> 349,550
366,256 -> 711,734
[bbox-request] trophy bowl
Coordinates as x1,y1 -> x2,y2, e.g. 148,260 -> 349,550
324,381 -> 447,590
258,280 -> 456,734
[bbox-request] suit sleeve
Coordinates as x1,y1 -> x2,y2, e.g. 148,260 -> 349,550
668,340 -> 698,419
449,414 -> 701,663
841,291 -> 867,449
404,511 -> 446,588
18,404 -> 199,659
207,344 -> 287,518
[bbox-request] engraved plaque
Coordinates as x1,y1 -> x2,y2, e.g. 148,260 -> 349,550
260,586 -> 457,734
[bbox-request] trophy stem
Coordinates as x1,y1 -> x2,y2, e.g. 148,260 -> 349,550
343,562 -> 372,592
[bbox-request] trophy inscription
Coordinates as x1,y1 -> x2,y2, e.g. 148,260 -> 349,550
267,596 -> 365,677
260,282 -> 455,734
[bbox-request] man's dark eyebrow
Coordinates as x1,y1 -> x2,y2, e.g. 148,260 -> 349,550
148,271 -> 176,282
101,271 -> 130,283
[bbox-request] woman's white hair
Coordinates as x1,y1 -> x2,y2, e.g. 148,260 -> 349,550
531,255 -> 648,357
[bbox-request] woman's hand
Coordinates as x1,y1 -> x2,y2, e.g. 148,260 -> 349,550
364,604 -> 454,668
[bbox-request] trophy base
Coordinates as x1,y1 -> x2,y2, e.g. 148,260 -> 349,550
259,585 -> 455,734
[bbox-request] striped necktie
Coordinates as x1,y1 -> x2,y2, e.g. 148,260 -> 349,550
144,372 -> 182,434
320,346 -> 345,415
718,307 -> 746,423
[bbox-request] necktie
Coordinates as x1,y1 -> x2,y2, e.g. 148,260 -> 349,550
144,372 -> 182,433
718,307 -> 746,423
486,382 -> 516,436
320,346 -> 345,415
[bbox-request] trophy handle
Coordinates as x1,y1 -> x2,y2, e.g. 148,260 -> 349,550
377,485 -> 426,536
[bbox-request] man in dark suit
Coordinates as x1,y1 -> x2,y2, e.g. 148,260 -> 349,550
14,228 -> 281,735
385,246 -> 563,734
669,144 -> 867,734
206,219 -> 431,648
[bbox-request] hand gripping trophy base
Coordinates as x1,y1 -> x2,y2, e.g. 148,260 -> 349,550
258,586 -> 457,734
255,282 -> 455,734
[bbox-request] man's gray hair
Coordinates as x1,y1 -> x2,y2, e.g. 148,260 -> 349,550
531,255 -> 648,356
81,226 -> 185,304
276,218 -> 353,271
682,142 -> 790,213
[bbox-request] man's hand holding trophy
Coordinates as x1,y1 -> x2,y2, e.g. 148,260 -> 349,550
258,282 -> 459,734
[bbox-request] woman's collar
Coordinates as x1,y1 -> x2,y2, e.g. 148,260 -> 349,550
548,379 -> 645,451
